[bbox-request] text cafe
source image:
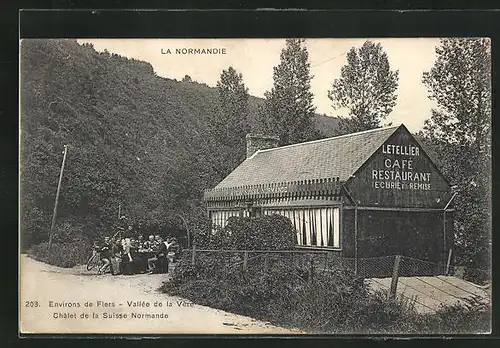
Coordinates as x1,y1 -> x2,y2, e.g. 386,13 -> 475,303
204,125 -> 455,265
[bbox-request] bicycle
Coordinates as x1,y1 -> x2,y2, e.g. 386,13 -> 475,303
86,230 -> 123,273
86,244 -> 110,273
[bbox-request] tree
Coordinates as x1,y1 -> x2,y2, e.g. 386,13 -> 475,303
212,67 -> 249,148
328,41 -> 399,135
259,39 -> 321,146
208,66 -> 250,177
182,75 -> 192,82
20,39 -> 236,253
421,38 -> 491,276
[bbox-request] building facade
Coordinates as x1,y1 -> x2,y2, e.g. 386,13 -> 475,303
204,125 -> 455,264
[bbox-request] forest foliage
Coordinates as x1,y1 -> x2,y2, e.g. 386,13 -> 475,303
20,39 -> 338,249
21,39 -> 490,277
419,38 -> 491,274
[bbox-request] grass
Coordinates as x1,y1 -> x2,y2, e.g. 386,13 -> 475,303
161,251 -> 491,334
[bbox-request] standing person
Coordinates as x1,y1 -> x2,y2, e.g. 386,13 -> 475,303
165,236 -> 174,250
164,236 -> 174,263
98,236 -> 113,274
168,237 -> 181,263
127,225 -> 135,238
142,235 -> 156,273
120,232 -> 133,275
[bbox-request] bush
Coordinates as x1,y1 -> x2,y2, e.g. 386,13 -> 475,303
350,291 -> 420,333
420,298 -> 491,334
191,216 -> 229,249
162,249 -> 491,334
162,251 -> 374,331
29,240 -> 91,268
225,214 -> 296,250
28,221 -> 91,268
166,215 -> 491,334
191,214 -> 296,251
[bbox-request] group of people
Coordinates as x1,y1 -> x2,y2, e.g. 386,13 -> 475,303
95,231 -> 181,276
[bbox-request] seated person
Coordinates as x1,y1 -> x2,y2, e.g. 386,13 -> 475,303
142,235 -> 156,251
131,237 -> 148,273
137,234 -> 144,248
120,237 -> 134,275
129,238 -> 142,274
147,236 -> 168,274
110,239 -> 123,275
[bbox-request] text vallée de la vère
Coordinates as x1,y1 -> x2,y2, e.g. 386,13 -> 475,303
372,144 -> 432,191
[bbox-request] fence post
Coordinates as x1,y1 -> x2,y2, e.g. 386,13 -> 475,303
243,251 -> 248,272
445,249 -> 453,275
389,255 -> 401,299
308,255 -> 314,284
191,244 -> 196,265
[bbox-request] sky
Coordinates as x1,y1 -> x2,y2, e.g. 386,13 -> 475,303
77,38 -> 441,132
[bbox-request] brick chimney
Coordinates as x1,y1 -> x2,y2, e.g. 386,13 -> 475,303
246,134 -> 280,158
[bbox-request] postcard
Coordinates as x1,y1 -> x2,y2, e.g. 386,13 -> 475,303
19,36 -> 492,335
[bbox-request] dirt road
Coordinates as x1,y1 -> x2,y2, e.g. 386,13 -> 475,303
20,255 -> 299,335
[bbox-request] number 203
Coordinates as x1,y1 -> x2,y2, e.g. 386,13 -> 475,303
24,301 -> 40,307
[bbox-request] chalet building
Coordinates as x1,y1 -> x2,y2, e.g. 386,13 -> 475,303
203,125 -> 455,264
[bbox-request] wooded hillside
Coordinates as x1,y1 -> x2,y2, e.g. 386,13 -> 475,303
20,39 -> 339,247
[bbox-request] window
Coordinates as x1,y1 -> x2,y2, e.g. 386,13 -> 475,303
263,207 -> 340,248
210,210 -> 240,229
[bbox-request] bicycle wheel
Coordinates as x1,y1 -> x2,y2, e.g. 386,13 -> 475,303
86,253 -> 99,271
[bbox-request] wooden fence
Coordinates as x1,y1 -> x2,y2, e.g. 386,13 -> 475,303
184,246 -> 489,299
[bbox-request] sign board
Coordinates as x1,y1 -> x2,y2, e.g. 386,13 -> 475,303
348,126 -> 451,208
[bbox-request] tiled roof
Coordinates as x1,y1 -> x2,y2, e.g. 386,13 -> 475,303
214,125 -> 401,189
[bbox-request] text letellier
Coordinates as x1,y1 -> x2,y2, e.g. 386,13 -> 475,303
382,144 -> 420,156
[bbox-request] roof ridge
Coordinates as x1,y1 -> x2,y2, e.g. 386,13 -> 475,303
256,124 -> 401,155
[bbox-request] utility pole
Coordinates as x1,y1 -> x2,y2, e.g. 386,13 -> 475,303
48,145 -> 68,249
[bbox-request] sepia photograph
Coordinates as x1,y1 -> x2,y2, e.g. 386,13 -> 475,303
19,37 -> 492,335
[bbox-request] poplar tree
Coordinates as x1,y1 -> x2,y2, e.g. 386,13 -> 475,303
328,41 -> 399,135
209,66 -> 250,175
421,38 -> 491,278
259,39 -> 320,146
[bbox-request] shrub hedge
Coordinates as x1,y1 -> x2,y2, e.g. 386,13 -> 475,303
192,214 -> 296,250
163,250 -> 491,334
226,214 -> 296,250
29,241 -> 90,268
28,221 -> 91,268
